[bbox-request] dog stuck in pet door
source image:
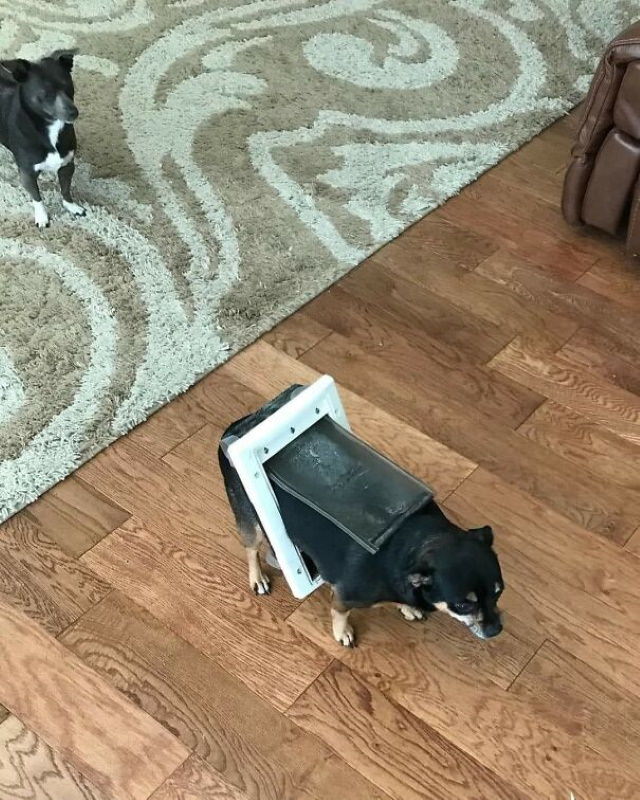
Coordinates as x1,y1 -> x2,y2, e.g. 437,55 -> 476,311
219,376 -> 434,599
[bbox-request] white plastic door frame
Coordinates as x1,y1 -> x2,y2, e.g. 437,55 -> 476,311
225,375 -> 350,599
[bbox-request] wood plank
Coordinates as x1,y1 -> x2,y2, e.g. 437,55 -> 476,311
81,519 -> 330,711
76,434 -> 248,563
510,641 -> 640,784
443,469 -> 640,699
476,250 -> 640,360
559,327 -> 640,396
287,581 -> 635,800
392,213 -> 498,270
61,591 -> 383,800
149,753 -> 384,800
550,105 -> 581,137
21,476 -> 130,558
490,338 -> 640,446
219,340 -> 476,499
0,549 -> 76,637
445,466 -> 640,608
68,377 -> 270,576
0,715 -> 108,800
162,423 -> 227,494
467,170 -> 622,264
578,257 -> 640,310
626,526 -> 640,557
288,584 -> 537,691
149,757 -> 251,800
288,661 -> 529,800
302,285 -> 542,427
338,261 -> 510,363
518,400 -> 640,491
76,436 -> 299,618
263,314 -> 331,359
188,371 -> 269,429
435,185 -> 598,280
122,393 -> 213,459
126,374 -> 265,458
513,113 -> 575,173
489,149 -> 564,205
296,335 -> 639,542
369,237 -> 578,351
0,600 -> 188,800
0,515 -> 111,636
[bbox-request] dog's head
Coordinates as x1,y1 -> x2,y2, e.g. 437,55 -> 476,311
1,51 -> 78,123
409,526 -> 504,639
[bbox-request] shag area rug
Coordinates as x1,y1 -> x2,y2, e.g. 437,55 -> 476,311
0,0 -> 638,518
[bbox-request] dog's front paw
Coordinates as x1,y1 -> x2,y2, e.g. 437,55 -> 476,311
62,200 -> 86,217
33,202 -> 49,229
252,574 -> 271,595
335,623 -> 356,648
398,605 -> 425,621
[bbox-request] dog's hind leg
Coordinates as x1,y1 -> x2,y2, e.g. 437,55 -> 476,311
58,161 -> 85,217
222,456 -> 271,595
331,590 -> 355,647
19,169 -> 48,228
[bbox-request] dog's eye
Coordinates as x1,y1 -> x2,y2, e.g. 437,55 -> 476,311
452,601 -> 473,614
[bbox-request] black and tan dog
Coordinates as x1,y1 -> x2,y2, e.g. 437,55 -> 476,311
219,388 -> 504,646
0,50 -> 84,228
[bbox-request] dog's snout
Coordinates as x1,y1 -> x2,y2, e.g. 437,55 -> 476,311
54,92 -> 78,122
482,618 -> 503,638
63,100 -> 78,122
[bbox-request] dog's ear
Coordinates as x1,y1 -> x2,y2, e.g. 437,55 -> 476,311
472,525 -> 494,547
0,59 -> 31,83
50,50 -> 77,73
408,571 -> 433,588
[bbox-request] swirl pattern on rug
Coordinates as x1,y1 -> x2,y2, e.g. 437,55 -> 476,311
0,0 -> 638,517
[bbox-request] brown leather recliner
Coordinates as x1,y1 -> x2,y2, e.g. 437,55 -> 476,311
563,21 -> 640,254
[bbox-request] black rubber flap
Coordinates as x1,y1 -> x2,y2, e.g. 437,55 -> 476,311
265,416 -> 433,553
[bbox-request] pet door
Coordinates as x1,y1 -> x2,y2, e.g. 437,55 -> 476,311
222,376 -> 433,599
222,376 -> 348,598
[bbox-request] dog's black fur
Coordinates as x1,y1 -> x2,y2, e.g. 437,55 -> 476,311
0,50 -> 84,227
219,386 -> 504,645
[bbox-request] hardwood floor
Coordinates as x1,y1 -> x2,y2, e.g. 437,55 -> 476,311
2,108 -> 640,800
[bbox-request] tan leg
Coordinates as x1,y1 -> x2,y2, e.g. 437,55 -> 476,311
247,545 -> 270,595
396,604 -> 425,621
244,526 -> 270,595
331,593 -> 355,647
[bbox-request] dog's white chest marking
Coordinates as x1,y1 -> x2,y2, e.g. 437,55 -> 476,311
35,121 -> 74,173
36,150 -> 73,173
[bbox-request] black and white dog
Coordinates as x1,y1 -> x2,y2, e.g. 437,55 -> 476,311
0,51 -> 85,228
